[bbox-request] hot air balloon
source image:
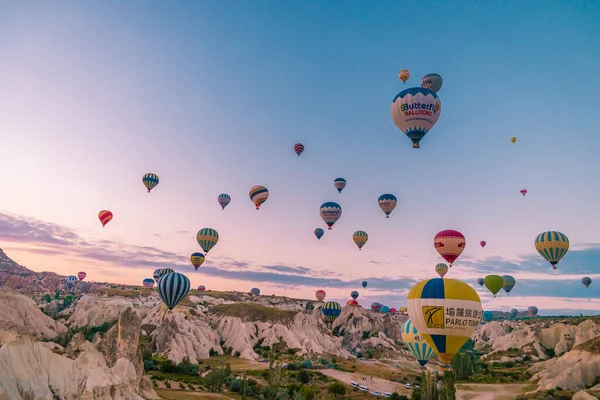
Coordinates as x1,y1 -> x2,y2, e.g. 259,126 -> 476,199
346,299 -> 359,307
319,202 -> 342,230
399,307 -> 407,314
322,301 -> 342,324
77,271 -> 87,281
353,231 -> 368,250
480,241 -> 486,248
511,137 -> 517,143
197,228 -> 219,254
398,69 -> 410,83
293,143 -> 305,156
535,231 -> 569,269
401,319 -> 435,367
98,210 -> 113,227
502,275 -> 516,295
484,275 -> 504,297
435,263 -> 448,278
434,230 -> 466,267
378,194 -> 397,218
351,290 -> 359,300
198,285 -> 206,291
381,305 -> 390,313
582,277 -> 592,288
143,278 -> 155,288
153,268 -> 174,282
64,275 -> 78,288
333,178 -> 346,193
157,272 -> 190,310
362,281 -> 368,289
520,189 -> 527,196
250,288 -> 260,295
390,308 -> 397,314
314,228 -> 324,240
420,73 -> 443,93
217,194 -> 231,210
371,302 -> 382,312
527,306 -> 538,317
510,309 -> 519,319
249,185 -> 269,210
142,173 -> 159,193
190,252 -> 205,270
407,278 -> 482,365
483,311 -> 494,322
476,278 -> 484,287
391,87 -> 441,149
315,290 -> 326,302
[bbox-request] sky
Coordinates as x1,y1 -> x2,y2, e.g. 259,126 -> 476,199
0,1 -> 599,316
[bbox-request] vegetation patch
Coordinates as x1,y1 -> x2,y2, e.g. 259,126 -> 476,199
212,303 -> 297,324
574,336 -> 600,355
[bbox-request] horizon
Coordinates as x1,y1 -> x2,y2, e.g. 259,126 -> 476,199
1,1 -> 599,316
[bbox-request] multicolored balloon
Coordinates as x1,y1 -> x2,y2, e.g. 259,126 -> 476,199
370,302 -> 382,312
319,202 -> 342,230
527,306 -> 538,317
293,143 -> 305,156
353,230 -> 368,250
190,252 -> 205,270
153,268 -> 174,282
401,319 -> 435,367
502,275 -> 516,295
535,231 -> 569,269
143,278 -> 155,288
315,290 -> 326,302
157,272 -> 190,310
477,278 -> 484,287
408,278 -> 482,365
582,277 -> 592,288
98,210 -> 113,227
420,73 -> 443,93
64,275 -> 78,288
346,299 -> 359,307
434,230 -> 466,267
480,241 -> 486,248
483,311 -> 493,322
362,280 -> 368,288
249,185 -> 269,210
77,271 -> 87,281
197,285 -> 206,291
484,275 -> 504,297
217,194 -> 231,210
142,173 -> 159,193
435,263 -> 448,278
378,194 -> 397,218
250,288 -> 260,295
314,228 -> 324,240
322,301 -> 342,323
351,290 -> 359,300
197,228 -> 219,253
520,189 -> 527,196
391,87 -> 441,148
398,69 -> 410,84
333,178 -> 346,193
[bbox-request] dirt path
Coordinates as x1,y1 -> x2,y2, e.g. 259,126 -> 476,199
320,368 -> 412,396
456,383 -> 530,400
156,388 -> 236,399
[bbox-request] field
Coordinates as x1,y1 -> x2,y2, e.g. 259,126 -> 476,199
456,383 -> 533,400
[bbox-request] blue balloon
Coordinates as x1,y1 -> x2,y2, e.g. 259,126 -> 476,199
362,281 -> 368,288
351,290 -> 359,300
314,228 -> 324,240
381,305 -> 390,313
483,310 -> 494,322
250,288 -> 260,295
157,272 -> 190,310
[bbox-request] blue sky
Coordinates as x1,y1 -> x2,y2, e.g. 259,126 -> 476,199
0,1 -> 599,315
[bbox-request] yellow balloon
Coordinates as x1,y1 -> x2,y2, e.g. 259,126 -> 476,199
510,137 -> 516,143
407,278 -> 482,365
535,231 -> 569,269
398,69 -> 410,84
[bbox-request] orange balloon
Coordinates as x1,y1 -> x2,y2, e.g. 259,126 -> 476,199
98,210 -> 113,227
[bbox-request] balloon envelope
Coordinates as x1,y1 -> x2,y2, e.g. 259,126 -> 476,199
217,194 -> 231,210
502,275 -> 516,294
65,275 -> 78,288
315,290 -> 326,302
371,302 -> 382,312
353,231 -> 368,250
157,272 -> 190,310
480,241 -> 486,248
483,311 -> 493,322
528,306 -> 538,317
435,263 -> 448,278
98,210 -> 113,227
322,301 -> 342,323
190,252 -> 205,270
407,278 -> 482,365
351,291 -> 359,300
142,278 -> 155,288
197,228 -> 219,253
249,185 -> 269,209
401,319 -> 435,367
293,143 -> 304,156
535,231 -> 569,269
420,73 -> 443,93
77,271 -> 87,281
381,305 -> 390,313
391,87 -> 441,148
314,228 -> 324,240
378,194 -> 397,218
476,278 -> 484,287
319,202 -> 342,230
333,178 -> 346,193
362,281 -> 368,288
484,275 -> 504,297
511,137 -> 517,143
398,69 -> 410,83
582,277 -> 592,288
142,173 -> 159,193
250,288 -> 260,295
197,285 -> 206,291
434,230 -> 466,266
153,268 -> 174,282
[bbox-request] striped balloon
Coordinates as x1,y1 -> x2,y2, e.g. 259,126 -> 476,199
378,194 -> 397,218
77,271 -> 87,281
434,230 -> 466,267
217,194 -> 231,210
98,210 -> 113,227
333,178 -> 346,193
319,202 -> 342,230
321,301 -> 342,323
143,278 -> 155,288
142,173 -> 159,193
501,275 -> 516,295
293,143 -> 305,156
484,275 -> 504,297
153,268 -> 174,282
197,285 -> 206,291
249,185 -> 269,210
353,231 -> 368,250
157,272 -> 190,310
65,275 -> 78,288
435,263 -> 448,278
534,231 -> 569,269
401,319 -> 435,367
197,228 -> 219,253
370,302 -> 382,312
190,252 -> 205,270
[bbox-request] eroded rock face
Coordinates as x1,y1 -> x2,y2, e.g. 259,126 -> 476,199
529,349 -> 600,390
68,293 -> 160,328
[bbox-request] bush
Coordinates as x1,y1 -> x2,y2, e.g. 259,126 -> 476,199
179,382 -> 185,390
301,360 -> 313,369
328,382 -> 346,397
299,385 -> 315,400
298,369 -> 310,384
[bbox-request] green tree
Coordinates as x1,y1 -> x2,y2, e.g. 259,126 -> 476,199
451,352 -> 476,380
298,386 -> 314,400
298,369 -> 310,384
439,370 -> 456,400
327,382 -> 346,397
42,294 -> 52,303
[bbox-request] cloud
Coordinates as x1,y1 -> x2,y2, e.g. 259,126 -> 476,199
263,265 -> 312,274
